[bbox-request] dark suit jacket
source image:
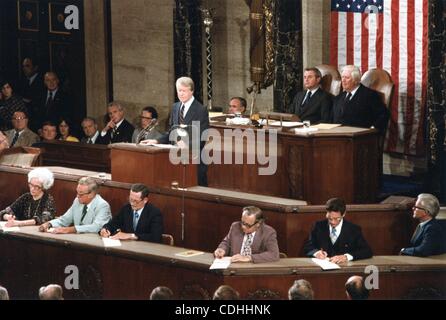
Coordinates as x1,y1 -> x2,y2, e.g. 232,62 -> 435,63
96,119 -> 135,144
217,221 -> 280,263
34,89 -> 73,131
401,219 -> 446,257
304,219 -> 373,260
18,73 -> 45,116
332,84 -> 389,133
159,98 -> 209,147
291,88 -> 332,124
101,203 -> 163,243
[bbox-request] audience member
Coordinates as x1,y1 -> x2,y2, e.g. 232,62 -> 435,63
288,279 -> 314,300
100,183 -> 163,242
39,177 -> 111,234
149,286 -> 173,300
18,57 -> 44,117
80,117 -> 99,144
39,121 -> 58,141
214,206 -> 280,263
304,197 -> 373,263
58,118 -> 79,142
0,131 -> 9,150
39,284 -> 64,300
0,285 -> 9,300
4,111 -> 39,147
0,78 -> 27,131
400,193 -> 446,256
345,275 -> 369,300
0,167 -> 56,226
213,285 -> 240,300
227,97 -> 247,115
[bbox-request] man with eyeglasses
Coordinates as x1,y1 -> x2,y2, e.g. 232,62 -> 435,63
400,193 -> 446,257
39,177 -> 111,234
99,183 -> 163,242
214,206 -> 280,263
131,106 -> 162,144
4,111 -> 39,147
304,198 -> 372,264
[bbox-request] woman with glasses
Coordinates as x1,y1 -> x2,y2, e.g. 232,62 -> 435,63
0,167 -> 56,226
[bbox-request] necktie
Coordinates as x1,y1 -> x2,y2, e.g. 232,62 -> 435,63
345,92 -> 352,102
133,211 -> 140,231
410,224 -> 422,243
330,227 -> 337,244
87,138 -> 92,144
80,205 -> 88,223
302,91 -> 312,106
179,104 -> 185,124
46,91 -> 54,108
111,127 -> 117,140
10,131 -> 20,147
241,233 -> 253,256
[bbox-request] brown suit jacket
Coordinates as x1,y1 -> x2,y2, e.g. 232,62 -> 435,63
6,128 -> 40,147
217,221 -> 280,263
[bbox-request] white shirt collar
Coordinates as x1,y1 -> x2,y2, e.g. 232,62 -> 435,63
28,73 -> 38,85
346,85 -> 360,98
114,118 -> 124,129
330,219 -> 344,234
47,88 -> 58,98
181,96 -> 195,117
90,130 -> 99,142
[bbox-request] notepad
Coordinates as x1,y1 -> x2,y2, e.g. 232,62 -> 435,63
0,221 -> 20,232
175,250 -> 205,257
311,258 -> 341,270
209,257 -> 231,270
102,238 -> 122,247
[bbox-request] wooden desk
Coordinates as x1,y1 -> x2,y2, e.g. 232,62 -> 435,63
208,123 -> 380,204
33,141 -> 110,173
0,166 -> 413,257
109,143 -> 197,188
1,228 -> 444,300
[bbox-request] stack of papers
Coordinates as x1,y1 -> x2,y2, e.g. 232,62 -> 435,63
0,221 -> 20,232
102,238 -> 122,247
311,258 -> 341,270
210,257 -> 231,270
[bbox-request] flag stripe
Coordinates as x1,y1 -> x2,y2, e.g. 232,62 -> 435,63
346,12 -> 354,65
330,12 -> 339,66
361,14 -> 369,72
376,12 -> 383,70
405,1 -> 416,154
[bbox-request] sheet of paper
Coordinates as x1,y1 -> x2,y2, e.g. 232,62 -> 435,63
102,237 -> 122,247
209,257 -> 232,270
149,143 -> 178,149
311,258 -> 341,270
295,127 -> 318,134
175,250 -> 205,257
312,123 -> 342,130
258,120 -> 303,127
0,221 -> 20,232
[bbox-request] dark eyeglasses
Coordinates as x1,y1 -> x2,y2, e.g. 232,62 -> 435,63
140,116 -> 153,120
412,206 -> 427,212
241,220 -> 259,228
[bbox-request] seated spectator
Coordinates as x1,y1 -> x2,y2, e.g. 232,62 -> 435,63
58,118 -> 79,142
400,193 -> 446,257
227,97 -> 247,115
213,285 -> 240,300
0,285 -> 9,300
100,184 -> 163,242
80,117 -> 99,144
18,57 -> 44,120
214,206 -> 280,263
132,106 -> 162,143
38,284 -> 64,300
96,101 -> 134,144
39,177 -> 111,234
0,78 -> 27,131
0,131 -> 9,151
39,121 -> 58,141
304,197 -> 373,263
149,286 -> 174,300
345,275 -> 369,300
288,279 -> 314,300
0,167 -> 56,226
4,111 -> 39,147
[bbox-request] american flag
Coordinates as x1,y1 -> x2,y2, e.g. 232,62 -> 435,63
330,0 -> 428,156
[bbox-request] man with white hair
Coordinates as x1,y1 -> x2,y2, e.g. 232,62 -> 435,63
332,65 -> 389,134
400,193 -> 446,257
39,284 -> 64,300
96,101 -> 134,144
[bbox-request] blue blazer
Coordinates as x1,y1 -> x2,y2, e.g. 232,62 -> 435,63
401,219 -> 446,257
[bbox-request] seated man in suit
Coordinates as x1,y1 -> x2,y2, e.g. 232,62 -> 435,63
99,183 -> 163,243
39,177 -> 111,234
227,97 -> 247,115
400,193 -> 446,257
96,101 -> 135,144
332,65 -> 389,134
80,117 -> 100,144
304,197 -> 372,264
214,206 -> 280,263
5,111 -> 39,147
290,67 -> 332,124
132,106 -> 163,143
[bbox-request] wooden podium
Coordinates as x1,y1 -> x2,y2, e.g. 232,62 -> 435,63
109,143 -> 197,188
0,146 -> 41,167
